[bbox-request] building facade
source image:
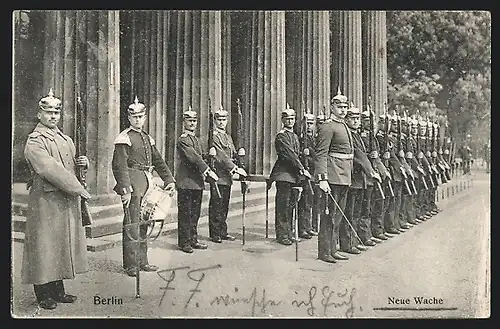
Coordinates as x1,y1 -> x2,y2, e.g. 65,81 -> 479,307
12,10 -> 388,207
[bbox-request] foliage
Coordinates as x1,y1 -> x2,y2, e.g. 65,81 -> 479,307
386,11 -> 491,146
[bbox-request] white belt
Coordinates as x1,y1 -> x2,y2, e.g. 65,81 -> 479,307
329,152 -> 354,160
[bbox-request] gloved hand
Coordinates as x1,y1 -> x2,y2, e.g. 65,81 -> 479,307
163,182 -> 176,196
235,167 -> 248,177
121,193 -> 131,207
319,180 -> 330,193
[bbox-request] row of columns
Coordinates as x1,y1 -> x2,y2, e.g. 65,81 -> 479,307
36,10 -> 388,200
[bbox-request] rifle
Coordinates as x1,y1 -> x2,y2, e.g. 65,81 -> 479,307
382,104 -> 395,197
300,102 -> 315,199
425,120 -> 437,187
404,111 -> 418,194
396,108 -> 412,196
235,98 -> 249,245
416,118 -> 430,190
207,98 -> 222,199
75,82 -> 92,227
368,97 -> 385,199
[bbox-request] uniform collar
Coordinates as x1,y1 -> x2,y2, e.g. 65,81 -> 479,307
216,127 -> 226,134
330,114 -> 344,123
35,122 -> 65,139
129,126 -> 143,133
283,127 -> 294,133
183,130 -> 196,136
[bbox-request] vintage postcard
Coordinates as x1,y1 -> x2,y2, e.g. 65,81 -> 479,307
11,10 -> 490,318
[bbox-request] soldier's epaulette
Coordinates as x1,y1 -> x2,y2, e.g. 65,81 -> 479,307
114,128 -> 132,146
27,131 -> 42,139
180,132 -> 189,138
278,129 -> 286,134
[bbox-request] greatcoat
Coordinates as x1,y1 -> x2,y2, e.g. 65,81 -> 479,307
22,123 -> 88,285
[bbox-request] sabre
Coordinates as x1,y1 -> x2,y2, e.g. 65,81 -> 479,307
326,192 -> 365,246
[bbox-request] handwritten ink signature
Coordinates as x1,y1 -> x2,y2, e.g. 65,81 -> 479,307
157,264 -> 222,309
210,287 -> 283,316
292,286 -> 357,318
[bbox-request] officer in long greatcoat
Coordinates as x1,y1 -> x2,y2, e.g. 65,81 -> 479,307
23,89 -> 90,310
208,108 -> 248,243
269,107 -> 311,246
112,97 -> 175,276
314,88 -> 353,263
176,109 -> 219,253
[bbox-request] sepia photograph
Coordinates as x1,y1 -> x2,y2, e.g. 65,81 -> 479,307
11,10 -> 490,318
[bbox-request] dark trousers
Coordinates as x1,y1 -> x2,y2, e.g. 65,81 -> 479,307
318,184 -> 348,259
342,188 -> 364,250
122,195 -> 149,270
360,186 -> 374,242
298,183 -> 314,234
311,184 -> 322,231
400,193 -> 416,223
385,181 -> 403,230
177,189 -> 203,247
33,280 -> 65,302
371,183 -> 389,236
208,184 -> 231,239
275,181 -> 299,240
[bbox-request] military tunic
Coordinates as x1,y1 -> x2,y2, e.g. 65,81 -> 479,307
22,123 -> 88,286
314,116 -> 354,259
175,130 -> 211,247
112,127 -> 174,269
269,128 -> 305,241
208,128 -> 238,239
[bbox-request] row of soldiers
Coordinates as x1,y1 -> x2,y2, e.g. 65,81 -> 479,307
269,89 -> 453,264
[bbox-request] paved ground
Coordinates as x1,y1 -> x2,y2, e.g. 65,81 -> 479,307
11,170 -> 490,319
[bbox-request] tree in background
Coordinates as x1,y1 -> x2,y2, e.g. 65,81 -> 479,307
387,11 -> 491,151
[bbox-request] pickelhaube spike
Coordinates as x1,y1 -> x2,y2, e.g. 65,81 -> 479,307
183,104 -> 197,119
214,104 -> 228,118
128,95 -> 146,115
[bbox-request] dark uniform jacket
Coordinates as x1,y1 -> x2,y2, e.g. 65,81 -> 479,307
175,130 -> 210,190
351,129 -> 376,189
212,128 -> 238,186
299,132 -> 316,180
314,116 -> 354,185
112,127 -> 174,197
376,131 -> 403,182
391,132 -> 413,180
360,129 -> 390,185
269,128 -> 305,184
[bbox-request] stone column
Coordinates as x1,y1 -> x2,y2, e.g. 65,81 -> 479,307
42,11 -> 121,200
239,11 -> 286,176
165,10 -> 223,168
286,11 -> 330,126
362,11 -> 388,120
331,11 -> 363,108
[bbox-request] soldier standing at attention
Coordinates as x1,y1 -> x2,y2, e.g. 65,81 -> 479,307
314,88 -> 353,263
112,97 -> 176,276
208,108 -> 248,243
343,104 -> 382,253
269,106 -> 311,246
297,112 -> 318,239
23,89 -> 90,310
175,108 -> 219,253
360,108 -> 392,243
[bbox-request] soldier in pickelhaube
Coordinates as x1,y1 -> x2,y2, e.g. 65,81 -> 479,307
428,120 -> 443,213
112,97 -> 175,276
343,104 -> 382,253
416,116 -> 435,220
399,114 -> 419,226
208,108 -> 248,243
314,87 -> 353,263
269,106 -> 311,246
376,112 -> 406,236
408,115 -> 426,223
175,108 -> 219,253
360,107 -> 392,243
22,89 -> 90,309
297,112 -> 318,238
390,112 -> 415,230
